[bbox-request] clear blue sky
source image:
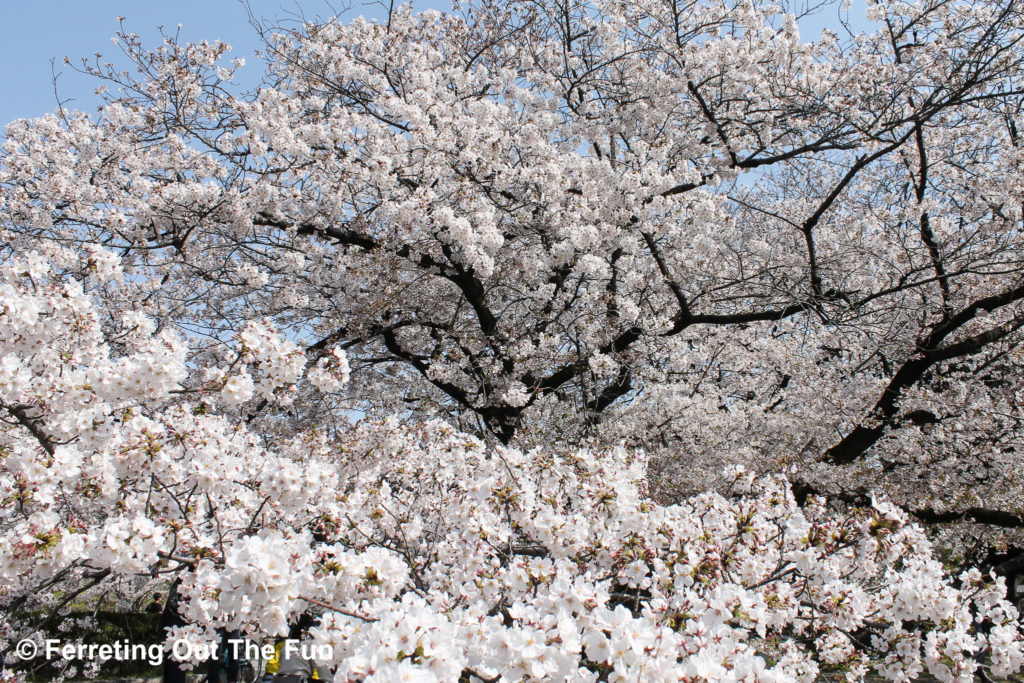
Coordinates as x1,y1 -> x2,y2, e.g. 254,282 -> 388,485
0,1 -> 868,127
0,1 -> 450,126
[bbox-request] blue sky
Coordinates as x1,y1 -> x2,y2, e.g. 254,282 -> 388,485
0,1 -> 450,126
0,1 -> 868,127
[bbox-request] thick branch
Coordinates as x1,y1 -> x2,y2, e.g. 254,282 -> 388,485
913,123 -> 952,312
792,482 -> 1024,529
824,283 -> 1024,464
3,402 -> 55,456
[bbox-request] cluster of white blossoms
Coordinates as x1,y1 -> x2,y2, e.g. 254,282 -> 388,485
0,247 -> 1021,680
92,515 -> 168,575
307,347 -> 352,394
204,420 -> 1018,683
207,321 -> 306,406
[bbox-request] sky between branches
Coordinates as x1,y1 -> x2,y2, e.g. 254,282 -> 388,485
0,0 -> 871,128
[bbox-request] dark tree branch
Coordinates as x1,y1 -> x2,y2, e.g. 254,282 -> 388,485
824,282 -> 1024,464
3,403 -> 56,456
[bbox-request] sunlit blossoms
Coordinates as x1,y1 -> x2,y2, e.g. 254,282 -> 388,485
2,0 -> 1024,679
0,252 -> 1020,680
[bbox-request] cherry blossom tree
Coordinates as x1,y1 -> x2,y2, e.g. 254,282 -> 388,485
1,255 -> 1021,680
2,0 -> 1024,679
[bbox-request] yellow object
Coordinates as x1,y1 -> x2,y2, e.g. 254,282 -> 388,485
265,641 -> 282,675
264,640 -> 319,679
